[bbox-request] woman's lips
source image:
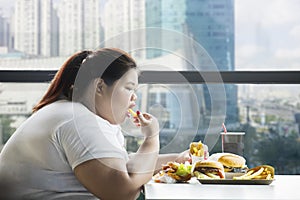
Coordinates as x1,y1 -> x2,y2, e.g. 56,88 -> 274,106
126,110 -> 131,118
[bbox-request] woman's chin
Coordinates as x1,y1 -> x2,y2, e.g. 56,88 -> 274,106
118,116 -> 128,124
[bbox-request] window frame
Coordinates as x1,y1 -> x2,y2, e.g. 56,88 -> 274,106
0,70 -> 299,84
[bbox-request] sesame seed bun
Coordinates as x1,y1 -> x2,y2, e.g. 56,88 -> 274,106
210,153 -> 246,168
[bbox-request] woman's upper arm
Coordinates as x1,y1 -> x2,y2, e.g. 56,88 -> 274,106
74,158 -> 140,200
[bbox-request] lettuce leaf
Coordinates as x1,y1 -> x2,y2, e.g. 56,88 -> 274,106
176,163 -> 192,177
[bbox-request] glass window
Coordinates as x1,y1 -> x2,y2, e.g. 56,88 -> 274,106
0,0 -> 299,175
123,84 -> 300,174
0,83 -> 49,148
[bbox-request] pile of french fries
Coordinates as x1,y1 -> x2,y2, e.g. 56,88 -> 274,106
190,141 -> 205,157
233,165 -> 274,180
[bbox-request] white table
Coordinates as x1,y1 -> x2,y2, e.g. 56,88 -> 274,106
144,175 -> 300,200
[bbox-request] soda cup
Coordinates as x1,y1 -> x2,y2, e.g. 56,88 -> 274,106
220,132 -> 245,156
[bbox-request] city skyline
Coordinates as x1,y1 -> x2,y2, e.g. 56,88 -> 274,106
0,0 -> 298,121
0,0 -> 299,106
0,0 -> 299,70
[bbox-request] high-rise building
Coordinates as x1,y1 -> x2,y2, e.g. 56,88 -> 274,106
145,0 -> 238,124
145,0 -> 186,59
14,0 -> 40,56
40,0 -> 58,56
185,0 -> 238,124
103,0 -> 146,59
0,15 -> 10,48
83,0 -> 101,50
57,0 -> 101,56
13,0 -> 57,57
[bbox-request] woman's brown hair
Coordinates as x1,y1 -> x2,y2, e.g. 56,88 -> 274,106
32,48 -> 137,113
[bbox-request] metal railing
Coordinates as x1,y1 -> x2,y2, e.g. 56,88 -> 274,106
0,70 -> 300,84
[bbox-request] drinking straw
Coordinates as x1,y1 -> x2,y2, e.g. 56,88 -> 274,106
222,123 -> 227,153
222,123 -> 227,133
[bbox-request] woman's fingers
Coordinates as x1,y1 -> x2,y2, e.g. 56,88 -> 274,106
132,111 -> 159,138
136,111 -> 152,126
175,149 -> 192,164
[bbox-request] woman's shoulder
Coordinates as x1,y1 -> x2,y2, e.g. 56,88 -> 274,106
33,100 -> 89,121
39,100 -> 72,113
41,100 -> 86,112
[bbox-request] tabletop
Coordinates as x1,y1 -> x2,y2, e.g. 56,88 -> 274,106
143,175 -> 300,200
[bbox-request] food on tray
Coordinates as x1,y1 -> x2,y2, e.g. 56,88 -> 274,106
153,162 -> 192,183
209,153 -> 248,173
128,108 -> 137,117
233,165 -> 275,180
190,141 -> 208,158
192,160 -> 225,179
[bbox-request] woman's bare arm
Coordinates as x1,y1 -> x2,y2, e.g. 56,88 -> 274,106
74,135 -> 159,200
74,112 -> 159,200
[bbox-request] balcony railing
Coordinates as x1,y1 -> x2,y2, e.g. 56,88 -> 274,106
1,70 -> 300,84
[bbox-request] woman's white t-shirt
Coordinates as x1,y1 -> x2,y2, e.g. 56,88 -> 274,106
0,101 -> 129,199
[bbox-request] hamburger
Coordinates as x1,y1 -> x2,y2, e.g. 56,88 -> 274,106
209,153 -> 248,173
192,160 -> 225,179
153,162 -> 192,183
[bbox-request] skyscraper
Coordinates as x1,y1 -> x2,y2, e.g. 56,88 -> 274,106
185,0 -> 238,124
145,0 -> 238,124
57,0 -> 101,56
145,0 -> 186,59
14,0 -> 57,57
14,0 -> 40,56
40,0 -> 58,57
103,0 -> 146,59
0,15 -> 10,48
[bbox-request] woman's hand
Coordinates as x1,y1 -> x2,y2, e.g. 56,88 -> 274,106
174,149 -> 192,164
134,111 -> 159,138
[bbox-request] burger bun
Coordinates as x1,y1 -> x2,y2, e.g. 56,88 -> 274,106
209,153 -> 246,168
193,160 -> 224,171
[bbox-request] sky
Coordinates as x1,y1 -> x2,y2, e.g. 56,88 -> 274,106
0,0 -> 299,70
235,0 -> 300,70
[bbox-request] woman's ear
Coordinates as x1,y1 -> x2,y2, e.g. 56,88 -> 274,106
95,78 -> 105,94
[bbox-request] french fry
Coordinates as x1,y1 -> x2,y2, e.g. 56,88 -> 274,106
233,170 -> 253,179
266,174 -> 272,180
197,149 -> 203,157
254,174 -> 268,179
206,172 -> 221,179
245,167 -> 264,179
128,109 -> 137,117
193,147 -> 198,155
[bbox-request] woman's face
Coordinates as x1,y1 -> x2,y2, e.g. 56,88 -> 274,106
96,68 -> 138,124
